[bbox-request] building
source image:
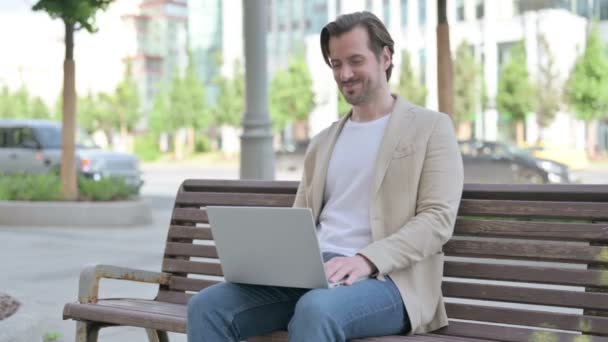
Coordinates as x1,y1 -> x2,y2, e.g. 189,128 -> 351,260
185,0 -> 608,153
123,0 -> 189,114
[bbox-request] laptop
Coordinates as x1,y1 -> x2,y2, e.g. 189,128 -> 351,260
207,206 -> 345,289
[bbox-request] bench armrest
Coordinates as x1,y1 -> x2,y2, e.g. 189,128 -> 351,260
78,264 -> 171,304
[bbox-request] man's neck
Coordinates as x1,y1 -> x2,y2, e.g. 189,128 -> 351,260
350,92 -> 395,123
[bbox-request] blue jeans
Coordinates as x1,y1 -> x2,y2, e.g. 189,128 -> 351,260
187,253 -> 410,342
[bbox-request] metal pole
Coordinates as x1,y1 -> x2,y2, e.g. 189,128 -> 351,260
241,0 -> 275,179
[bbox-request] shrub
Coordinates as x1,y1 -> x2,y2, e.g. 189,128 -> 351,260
0,174 -> 137,201
79,176 -> 138,201
0,173 -> 61,201
134,133 -> 162,162
195,135 -> 212,153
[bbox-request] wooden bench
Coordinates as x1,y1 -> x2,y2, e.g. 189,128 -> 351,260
63,179 -> 608,342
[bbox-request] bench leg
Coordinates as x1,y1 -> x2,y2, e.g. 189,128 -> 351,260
146,329 -> 169,342
75,322 -> 100,342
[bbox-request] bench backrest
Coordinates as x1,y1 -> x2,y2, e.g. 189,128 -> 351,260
159,180 -> 608,339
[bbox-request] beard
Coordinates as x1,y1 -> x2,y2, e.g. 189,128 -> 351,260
340,78 -> 373,106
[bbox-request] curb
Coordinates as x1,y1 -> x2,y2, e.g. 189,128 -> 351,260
0,199 -> 152,227
0,298 -> 43,342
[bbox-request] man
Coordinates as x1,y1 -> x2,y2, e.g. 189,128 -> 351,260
188,11 -> 463,341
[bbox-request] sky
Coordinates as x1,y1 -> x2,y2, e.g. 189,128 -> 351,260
0,0 -> 139,107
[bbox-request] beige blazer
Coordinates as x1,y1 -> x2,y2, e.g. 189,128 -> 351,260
293,95 -> 464,334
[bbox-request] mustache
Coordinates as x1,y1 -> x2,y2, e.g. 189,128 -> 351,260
341,79 -> 360,86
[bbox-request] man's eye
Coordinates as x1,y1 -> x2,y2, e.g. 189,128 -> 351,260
332,63 -> 342,69
350,59 -> 362,65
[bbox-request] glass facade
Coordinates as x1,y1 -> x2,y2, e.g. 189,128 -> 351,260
419,0 -> 426,26
456,0 -> 465,21
384,0 -> 391,26
401,0 -> 408,30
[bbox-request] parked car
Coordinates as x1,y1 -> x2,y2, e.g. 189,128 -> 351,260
458,140 -> 573,184
523,144 -> 589,171
0,119 -> 143,191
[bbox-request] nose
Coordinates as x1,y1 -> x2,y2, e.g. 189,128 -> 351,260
339,65 -> 353,82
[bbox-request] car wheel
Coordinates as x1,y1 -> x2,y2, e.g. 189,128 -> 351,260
518,169 -> 546,184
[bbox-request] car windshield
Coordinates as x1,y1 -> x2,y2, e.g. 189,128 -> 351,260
505,144 -> 533,158
36,125 -> 99,149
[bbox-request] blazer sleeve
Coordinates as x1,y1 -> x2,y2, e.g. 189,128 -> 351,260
359,113 -> 464,275
292,137 -> 317,209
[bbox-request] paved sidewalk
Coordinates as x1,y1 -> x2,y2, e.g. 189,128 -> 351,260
0,197 -> 187,342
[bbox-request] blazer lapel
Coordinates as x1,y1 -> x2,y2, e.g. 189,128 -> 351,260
310,111 -> 351,222
371,96 -> 416,197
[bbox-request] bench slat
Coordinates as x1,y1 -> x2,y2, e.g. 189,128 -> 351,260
168,225 -> 212,240
454,219 -> 608,242
156,290 -> 191,305
175,192 -> 295,207
169,276 -> 221,292
444,261 -> 608,288
444,240 -> 608,264
165,242 -> 218,258
443,281 -> 608,310
458,199 -> 608,220
436,321 -> 608,342
162,259 -> 223,276
171,208 -> 208,223
181,179 -> 298,194
63,300 -> 186,333
445,303 -> 608,335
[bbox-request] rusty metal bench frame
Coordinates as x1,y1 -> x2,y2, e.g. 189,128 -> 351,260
64,180 -> 608,342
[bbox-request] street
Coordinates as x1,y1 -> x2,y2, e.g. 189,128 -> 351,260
0,163 -> 606,341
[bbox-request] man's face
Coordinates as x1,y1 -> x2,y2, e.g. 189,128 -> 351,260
328,26 -> 389,106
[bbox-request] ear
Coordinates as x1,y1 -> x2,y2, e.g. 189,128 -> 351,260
382,46 -> 391,70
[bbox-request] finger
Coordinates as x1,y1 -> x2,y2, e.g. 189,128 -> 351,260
324,259 -> 340,278
329,264 -> 353,283
344,268 -> 363,286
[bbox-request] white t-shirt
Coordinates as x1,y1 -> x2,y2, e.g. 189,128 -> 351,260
317,113 -> 391,256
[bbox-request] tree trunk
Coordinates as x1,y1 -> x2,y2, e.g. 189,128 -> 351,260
457,122 -> 473,140
586,120 -> 598,159
61,20 -> 78,200
120,123 -> 129,153
516,120 -> 525,147
186,127 -> 195,155
174,128 -> 185,161
437,0 -> 454,119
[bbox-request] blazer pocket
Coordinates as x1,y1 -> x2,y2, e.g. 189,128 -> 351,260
392,143 -> 414,159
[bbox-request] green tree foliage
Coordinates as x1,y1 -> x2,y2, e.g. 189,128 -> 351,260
213,61 -> 244,127
395,51 -> 427,106
112,61 -> 141,133
496,41 -> 536,123
165,53 -> 210,131
0,85 -> 50,119
565,26 -> 608,123
269,55 -> 315,133
32,0 -> 112,32
536,34 -> 562,128
453,42 -> 482,125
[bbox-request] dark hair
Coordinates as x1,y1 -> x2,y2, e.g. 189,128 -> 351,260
320,11 -> 395,81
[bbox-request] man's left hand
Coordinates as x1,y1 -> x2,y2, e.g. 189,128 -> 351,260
324,254 -> 378,286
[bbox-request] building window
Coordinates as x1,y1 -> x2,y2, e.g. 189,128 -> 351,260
366,0 -> 373,11
577,0 -> 590,17
600,0 -> 608,20
383,0 -> 391,26
401,0 -> 408,30
419,0 -> 426,26
419,48 -> 426,84
456,0 -> 465,21
336,0 -> 341,15
476,0 -> 484,19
